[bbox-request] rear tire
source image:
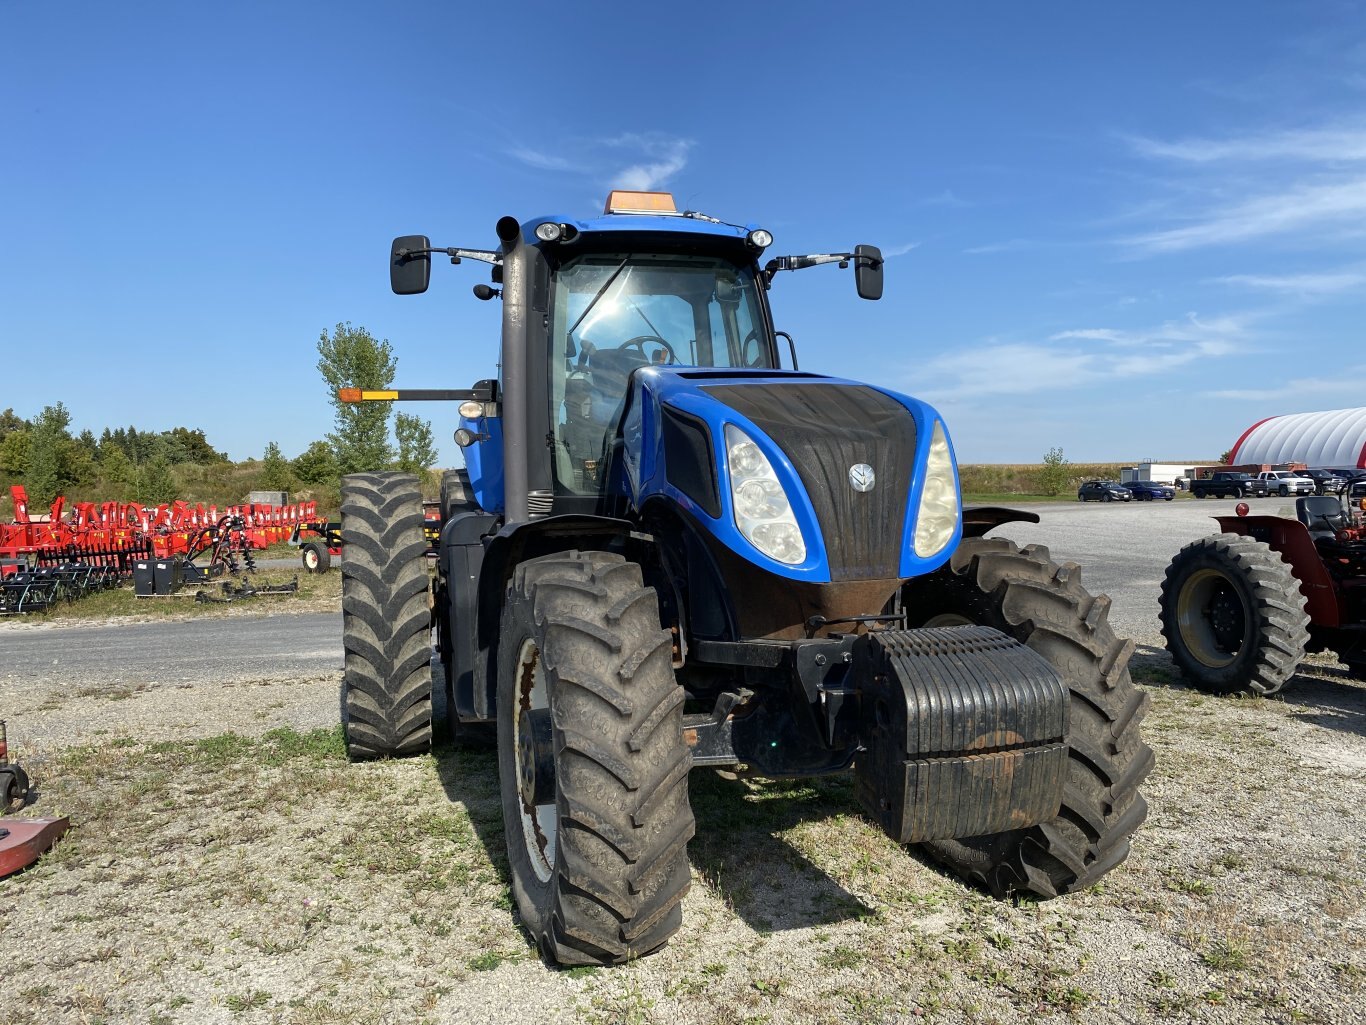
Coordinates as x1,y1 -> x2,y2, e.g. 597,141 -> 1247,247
340,472 -> 432,759
440,468 -> 476,521
1158,534 -> 1309,696
901,537 -> 1154,899
497,551 -> 693,965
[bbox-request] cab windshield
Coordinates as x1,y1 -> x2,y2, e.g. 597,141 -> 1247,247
549,253 -> 771,495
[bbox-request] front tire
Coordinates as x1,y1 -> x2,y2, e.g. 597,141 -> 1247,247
1158,534 -> 1309,695
340,472 -> 433,759
901,537 -> 1154,899
497,551 -> 693,965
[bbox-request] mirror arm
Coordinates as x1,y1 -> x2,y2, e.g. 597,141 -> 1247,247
396,245 -> 502,267
763,251 -> 882,284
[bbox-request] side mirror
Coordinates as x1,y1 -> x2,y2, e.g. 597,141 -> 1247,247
391,235 -> 431,295
853,245 -> 883,301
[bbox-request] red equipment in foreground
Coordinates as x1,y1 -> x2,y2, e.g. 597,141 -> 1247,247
0,818 -> 70,878
1160,495 -> 1366,695
0,719 -> 67,879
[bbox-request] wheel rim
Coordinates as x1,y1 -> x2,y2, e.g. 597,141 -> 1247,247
513,637 -> 557,883
303,548 -> 318,570
923,612 -> 976,628
1176,568 -> 1248,668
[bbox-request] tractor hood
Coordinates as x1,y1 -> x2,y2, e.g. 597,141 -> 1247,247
618,367 -> 961,583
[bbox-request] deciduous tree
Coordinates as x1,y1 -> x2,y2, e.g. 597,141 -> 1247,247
26,403 -> 73,506
394,413 -> 437,475
316,322 -> 397,474
258,441 -> 294,490
1038,446 -> 1072,496
292,440 -> 338,485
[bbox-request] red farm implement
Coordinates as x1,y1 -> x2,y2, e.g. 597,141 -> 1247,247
1,486 -> 319,613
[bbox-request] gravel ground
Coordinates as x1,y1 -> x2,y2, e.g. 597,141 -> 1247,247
1,499 -> 1363,1025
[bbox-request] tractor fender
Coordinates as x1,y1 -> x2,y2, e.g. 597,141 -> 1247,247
1213,515 -> 1341,627
961,506 -> 1041,539
475,515 -> 640,706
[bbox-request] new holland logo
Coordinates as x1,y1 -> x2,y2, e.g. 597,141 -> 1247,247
849,463 -> 876,492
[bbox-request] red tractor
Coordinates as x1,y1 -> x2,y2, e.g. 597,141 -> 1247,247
1160,496 -> 1366,694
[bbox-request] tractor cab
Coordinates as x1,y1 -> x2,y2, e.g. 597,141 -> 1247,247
390,190 -> 883,525
550,247 -> 774,496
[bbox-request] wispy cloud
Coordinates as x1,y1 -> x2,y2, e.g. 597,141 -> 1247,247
606,133 -> 693,192
507,148 -> 583,173
1125,179 -> 1366,252
1210,365 -> 1366,401
1121,121 -> 1366,254
883,241 -> 919,258
918,312 -> 1249,400
920,189 -> 971,208
504,132 -> 695,194
1213,267 -> 1366,295
1125,123 -> 1366,163
963,238 -> 1037,255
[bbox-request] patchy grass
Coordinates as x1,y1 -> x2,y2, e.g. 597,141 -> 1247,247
3,657 -> 1364,1025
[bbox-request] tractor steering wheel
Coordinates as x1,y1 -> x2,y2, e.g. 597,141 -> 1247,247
617,335 -> 678,365
741,328 -> 768,368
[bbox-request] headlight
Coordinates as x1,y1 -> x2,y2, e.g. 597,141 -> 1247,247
913,420 -> 959,558
725,424 -> 806,565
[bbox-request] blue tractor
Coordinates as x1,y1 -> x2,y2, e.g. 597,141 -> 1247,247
338,190 -> 1153,966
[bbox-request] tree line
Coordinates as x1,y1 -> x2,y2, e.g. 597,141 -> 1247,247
0,322 -> 439,512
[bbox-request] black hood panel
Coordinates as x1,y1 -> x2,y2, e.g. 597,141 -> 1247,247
703,383 -> 917,580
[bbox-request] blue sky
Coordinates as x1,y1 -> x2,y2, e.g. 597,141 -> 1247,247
4,2 -> 1365,466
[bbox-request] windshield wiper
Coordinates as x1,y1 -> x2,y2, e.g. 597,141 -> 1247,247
567,257 -> 631,340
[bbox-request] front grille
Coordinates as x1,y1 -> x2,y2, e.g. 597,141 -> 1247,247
703,383 -> 917,580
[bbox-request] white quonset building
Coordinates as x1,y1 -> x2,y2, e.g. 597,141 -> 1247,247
1228,406 -> 1366,469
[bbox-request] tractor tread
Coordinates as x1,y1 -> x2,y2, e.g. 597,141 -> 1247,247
1158,533 -> 1310,696
904,536 -> 1154,901
340,472 -> 433,760
439,469 -> 476,521
498,551 -> 692,966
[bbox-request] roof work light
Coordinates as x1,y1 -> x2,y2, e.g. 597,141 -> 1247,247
603,190 -> 678,215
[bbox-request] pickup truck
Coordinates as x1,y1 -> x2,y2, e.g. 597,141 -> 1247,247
1190,472 -> 1269,499
1255,470 -> 1316,496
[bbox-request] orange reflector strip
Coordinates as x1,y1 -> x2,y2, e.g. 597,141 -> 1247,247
338,388 -> 397,402
604,190 -> 677,215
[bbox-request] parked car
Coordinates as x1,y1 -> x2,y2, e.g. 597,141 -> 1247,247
1124,479 -> 1176,501
1303,468 -> 1348,495
1190,472 -> 1269,499
1078,480 -> 1133,502
1255,470 -> 1316,497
